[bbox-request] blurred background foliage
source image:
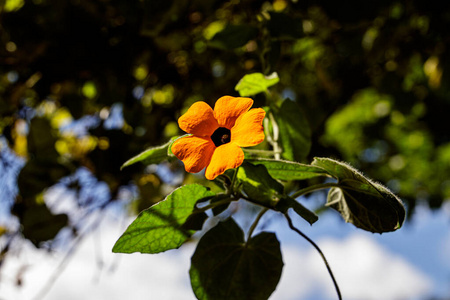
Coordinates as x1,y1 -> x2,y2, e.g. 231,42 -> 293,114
0,0 -> 449,276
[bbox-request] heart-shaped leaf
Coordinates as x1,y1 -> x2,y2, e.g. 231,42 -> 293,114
112,184 -> 215,254
190,218 -> 283,300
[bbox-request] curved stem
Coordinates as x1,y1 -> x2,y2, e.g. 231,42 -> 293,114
290,182 -> 340,199
247,207 -> 269,241
284,213 -> 342,300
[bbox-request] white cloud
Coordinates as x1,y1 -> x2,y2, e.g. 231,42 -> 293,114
0,214 -> 435,300
272,234 -> 433,300
0,214 -> 196,300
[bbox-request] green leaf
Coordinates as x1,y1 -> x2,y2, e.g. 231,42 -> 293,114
312,157 -> 406,233
235,72 -> 279,97
275,197 -> 318,225
312,157 -> 365,180
239,161 -> 319,224
209,24 -> 258,50
190,218 -> 283,300
112,184 -> 215,254
236,162 -> 284,208
275,99 -> 312,161
121,134 -> 187,170
121,142 -> 170,170
247,158 -> 330,181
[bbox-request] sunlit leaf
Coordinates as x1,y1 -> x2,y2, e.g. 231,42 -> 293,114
275,99 -> 311,162
112,184 -> 215,254
190,218 -> 283,300
121,135 -> 185,170
312,157 -> 406,233
236,162 -> 284,208
235,72 -> 279,97
247,158 -> 329,181
121,142 -> 170,170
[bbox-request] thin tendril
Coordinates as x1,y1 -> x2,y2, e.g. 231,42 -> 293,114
284,213 -> 342,300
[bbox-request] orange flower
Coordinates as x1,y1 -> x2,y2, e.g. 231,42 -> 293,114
172,96 -> 266,180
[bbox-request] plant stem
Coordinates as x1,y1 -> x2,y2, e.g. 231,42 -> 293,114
268,112 -> 281,160
284,213 -> 342,300
247,207 -> 269,241
290,182 -> 340,199
196,198 -> 233,213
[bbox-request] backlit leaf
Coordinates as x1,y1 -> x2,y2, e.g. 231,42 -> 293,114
236,162 -> 318,224
190,218 -> 283,300
236,162 -> 284,208
121,135 -> 185,170
121,141 -> 170,170
235,72 -> 279,97
112,184 -> 215,254
247,158 -> 329,181
312,157 -> 406,233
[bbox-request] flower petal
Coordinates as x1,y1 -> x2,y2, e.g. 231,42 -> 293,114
213,96 -> 253,129
205,142 -> 244,180
178,101 -> 219,136
171,135 -> 215,173
231,108 -> 266,147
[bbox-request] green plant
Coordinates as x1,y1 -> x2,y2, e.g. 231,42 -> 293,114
113,73 -> 405,300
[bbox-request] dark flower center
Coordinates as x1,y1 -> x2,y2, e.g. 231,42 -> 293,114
211,127 -> 231,147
